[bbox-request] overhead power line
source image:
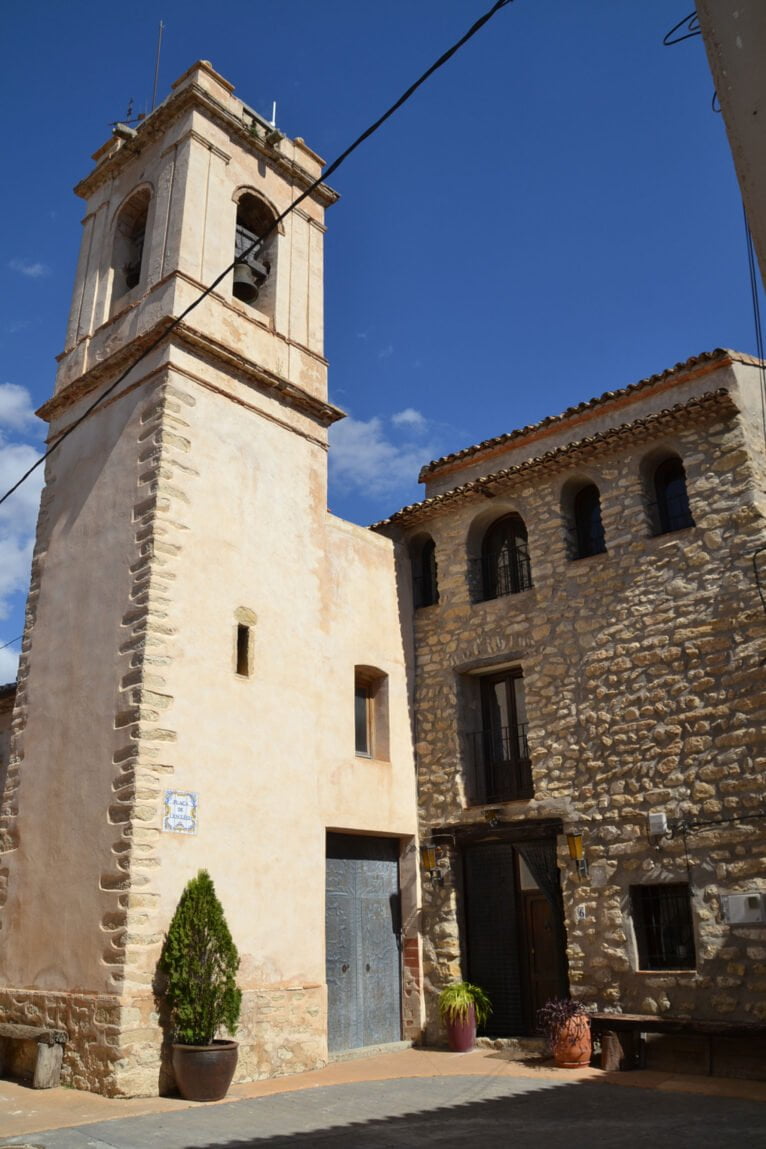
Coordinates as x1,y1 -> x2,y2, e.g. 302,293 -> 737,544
0,635 -> 23,653
0,0 -> 515,513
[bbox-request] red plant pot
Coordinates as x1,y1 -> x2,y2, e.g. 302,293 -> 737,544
551,1014 -> 592,1068
445,1004 -> 477,1053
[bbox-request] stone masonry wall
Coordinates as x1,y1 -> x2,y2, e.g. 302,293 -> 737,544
404,400 -> 766,1034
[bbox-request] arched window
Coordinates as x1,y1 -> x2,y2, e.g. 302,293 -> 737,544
233,192 -> 277,308
653,456 -> 694,534
111,187 -> 151,303
573,484 -> 606,559
481,514 -> 532,600
411,535 -> 438,608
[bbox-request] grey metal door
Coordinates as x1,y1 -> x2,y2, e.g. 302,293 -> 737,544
326,833 -> 401,1053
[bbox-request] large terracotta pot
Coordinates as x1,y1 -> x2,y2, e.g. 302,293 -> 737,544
172,1039 -> 239,1101
445,1004 -> 477,1053
551,1014 -> 592,1068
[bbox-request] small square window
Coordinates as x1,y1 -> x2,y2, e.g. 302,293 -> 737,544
631,883 -> 696,970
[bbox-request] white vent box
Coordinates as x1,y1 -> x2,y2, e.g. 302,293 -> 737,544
647,812 -> 668,835
721,893 -> 766,924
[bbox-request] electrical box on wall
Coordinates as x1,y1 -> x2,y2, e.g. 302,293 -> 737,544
721,892 -> 766,924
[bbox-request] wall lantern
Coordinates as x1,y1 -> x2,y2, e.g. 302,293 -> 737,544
420,841 -> 447,885
566,831 -> 588,878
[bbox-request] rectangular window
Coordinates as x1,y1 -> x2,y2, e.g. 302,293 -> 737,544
236,624 -> 250,677
355,682 -> 371,756
631,883 -> 696,970
354,668 -> 389,760
466,670 -> 532,803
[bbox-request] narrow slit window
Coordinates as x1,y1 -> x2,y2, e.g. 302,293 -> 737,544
236,624 -> 250,677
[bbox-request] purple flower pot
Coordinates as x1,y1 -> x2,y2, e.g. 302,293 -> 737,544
446,1004 -> 476,1053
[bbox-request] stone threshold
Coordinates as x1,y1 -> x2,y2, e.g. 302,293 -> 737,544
329,1040 -> 414,1063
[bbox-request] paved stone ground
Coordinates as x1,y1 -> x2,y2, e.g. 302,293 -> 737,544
2,1075 -> 766,1149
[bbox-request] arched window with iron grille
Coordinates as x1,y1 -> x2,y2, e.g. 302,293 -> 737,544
410,534 -> 439,608
653,456 -> 694,534
572,484 -> 606,559
481,514 -> 532,600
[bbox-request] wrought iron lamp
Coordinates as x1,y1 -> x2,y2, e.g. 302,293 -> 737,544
420,841 -> 447,885
566,831 -> 588,878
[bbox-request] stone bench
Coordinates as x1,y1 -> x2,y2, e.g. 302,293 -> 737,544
590,1012 -> 766,1075
0,1022 -> 68,1088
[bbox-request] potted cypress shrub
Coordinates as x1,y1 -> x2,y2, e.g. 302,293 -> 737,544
159,869 -> 243,1101
438,981 -> 492,1052
537,997 -> 592,1068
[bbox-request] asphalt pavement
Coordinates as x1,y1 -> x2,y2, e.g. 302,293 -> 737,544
2,1048 -> 765,1149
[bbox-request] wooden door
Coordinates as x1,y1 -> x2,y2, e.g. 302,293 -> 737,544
521,891 -> 563,1026
464,843 -> 524,1035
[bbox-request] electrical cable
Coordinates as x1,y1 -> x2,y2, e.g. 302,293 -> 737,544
0,635 -> 23,653
662,11 -> 701,46
0,0 -> 515,513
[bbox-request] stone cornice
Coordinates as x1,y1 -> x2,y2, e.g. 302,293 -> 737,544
172,323 -> 345,428
42,311 -> 342,429
38,316 -> 177,423
372,388 -> 737,531
75,79 -> 339,208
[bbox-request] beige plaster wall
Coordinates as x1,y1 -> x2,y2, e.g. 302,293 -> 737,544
0,363 -> 169,997
104,370 -> 419,1091
0,60 -> 419,1096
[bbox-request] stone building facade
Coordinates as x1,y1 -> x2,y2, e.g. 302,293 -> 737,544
376,350 -> 766,1051
1,58 -> 766,1098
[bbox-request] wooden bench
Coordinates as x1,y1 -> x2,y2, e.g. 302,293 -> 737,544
590,1012 -> 766,1075
0,1022 -> 68,1088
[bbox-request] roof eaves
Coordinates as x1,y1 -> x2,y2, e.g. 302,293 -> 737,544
418,348 -> 741,483
372,386 -> 735,531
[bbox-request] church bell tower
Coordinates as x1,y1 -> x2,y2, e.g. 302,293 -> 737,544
0,62 -> 353,1095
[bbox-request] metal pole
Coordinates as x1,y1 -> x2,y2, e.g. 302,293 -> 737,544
152,19 -> 164,111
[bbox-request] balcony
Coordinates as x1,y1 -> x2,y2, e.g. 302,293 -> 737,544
466,723 -> 532,804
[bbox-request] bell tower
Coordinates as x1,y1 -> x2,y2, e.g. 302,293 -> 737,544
0,62 -> 351,1095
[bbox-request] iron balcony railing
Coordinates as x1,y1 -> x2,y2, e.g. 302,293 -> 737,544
466,723 -> 532,804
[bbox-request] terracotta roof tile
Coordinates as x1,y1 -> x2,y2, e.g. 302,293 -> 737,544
372,387 -> 735,530
417,348 -> 744,482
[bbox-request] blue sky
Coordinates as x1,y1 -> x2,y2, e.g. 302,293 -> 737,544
0,0 -> 762,678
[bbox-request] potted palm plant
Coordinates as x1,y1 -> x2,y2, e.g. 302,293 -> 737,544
159,869 -> 242,1101
537,997 -> 592,1068
438,981 -> 492,1052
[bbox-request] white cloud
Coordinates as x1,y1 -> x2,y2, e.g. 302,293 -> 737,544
0,385 -> 44,639
9,258 -> 50,279
0,383 -> 40,432
0,441 -> 44,532
391,407 -> 427,431
5,319 -> 33,336
329,411 -> 437,499
377,344 -> 394,360
0,644 -> 20,684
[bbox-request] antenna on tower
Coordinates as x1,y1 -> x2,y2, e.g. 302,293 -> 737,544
152,19 -> 165,111
271,101 -> 277,128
